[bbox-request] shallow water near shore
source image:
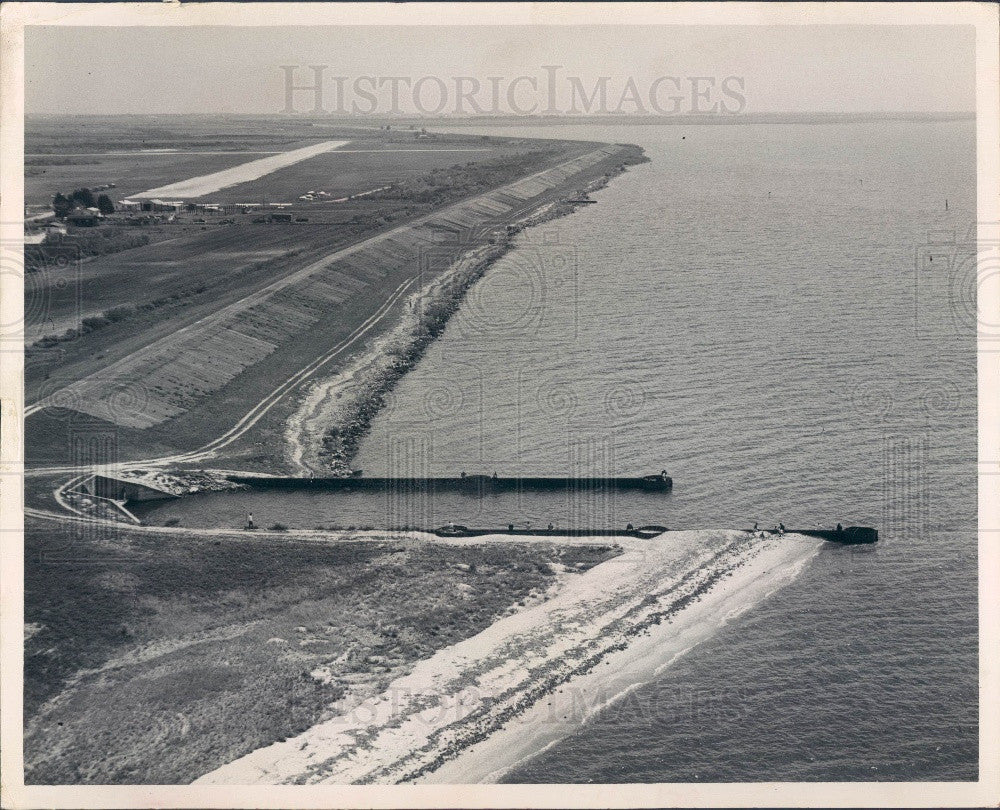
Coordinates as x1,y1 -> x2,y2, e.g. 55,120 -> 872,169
131,484 -> 676,530
150,120 -> 978,781
360,120 -> 979,781
196,530 -> 823,785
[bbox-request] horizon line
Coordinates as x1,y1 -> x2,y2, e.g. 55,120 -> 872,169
25,110 -> 976,119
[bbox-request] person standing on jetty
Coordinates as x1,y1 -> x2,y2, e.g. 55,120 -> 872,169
247,512 -> 255,530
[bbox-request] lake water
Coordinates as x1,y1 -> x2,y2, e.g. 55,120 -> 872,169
145,120 -> 979,780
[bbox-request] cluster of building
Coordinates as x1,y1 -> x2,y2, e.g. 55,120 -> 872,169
65,207 -> 105,226
118,199 -> 184,213
119,199 -> 294,215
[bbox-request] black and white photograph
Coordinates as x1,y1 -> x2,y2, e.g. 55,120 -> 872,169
0,3 -> 997,806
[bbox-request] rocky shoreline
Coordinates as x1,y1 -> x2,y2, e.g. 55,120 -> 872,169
293,153 -> 646,476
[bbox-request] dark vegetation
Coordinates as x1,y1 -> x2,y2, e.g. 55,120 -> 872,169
25,229 -> 150,274
24,521 -> 619,783
27,247 -> 302,352
51,188 -> 115,217
376,150 -> 559,205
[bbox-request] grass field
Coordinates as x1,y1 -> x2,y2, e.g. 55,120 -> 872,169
26,113 -> 365,154
190,139 -> 541,203
25,115 -> 550,206
25,151 -> 276,208
24,520 -> 619,783
26,214 -> 377,351
24,116 -> 639,466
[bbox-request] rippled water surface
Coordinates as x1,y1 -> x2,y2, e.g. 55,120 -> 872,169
356,122 -> 976,532
152,121 -> 979,780
364,121 -> 979,781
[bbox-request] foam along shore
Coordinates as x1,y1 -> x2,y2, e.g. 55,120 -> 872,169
284,243 -> 502,475
130,140 -> 349,199
196,530 -> 823,785
284,167 -> 636,476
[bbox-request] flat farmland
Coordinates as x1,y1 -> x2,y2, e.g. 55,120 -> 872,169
179,141 -> 539,203
25,116 -> 357,208
25,115 -> 634,465
24,151 -> 290,208
25,115 -> 552,207
26,114 -> 369,152
31,222 -> 305,330
26,215 -> 399,394
24,143 -> 533,208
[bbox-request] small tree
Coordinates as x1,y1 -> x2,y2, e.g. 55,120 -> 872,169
52,192 -> 72,217
96,194 -> 115,215
70,188 -> 96,209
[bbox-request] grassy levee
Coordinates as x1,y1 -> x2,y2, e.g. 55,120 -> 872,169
26,141 -> 575,397
26,138 -> 643,467
24,519 -> 619,784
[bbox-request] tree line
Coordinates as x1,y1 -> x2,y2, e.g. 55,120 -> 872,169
52,188 -> 115,217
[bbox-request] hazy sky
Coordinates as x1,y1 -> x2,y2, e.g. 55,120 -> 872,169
25,25 -> 975,115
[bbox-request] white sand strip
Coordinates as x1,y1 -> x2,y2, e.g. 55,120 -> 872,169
195,530 -> 823,785
130,140 -> 349,199
284,244 -> 499,473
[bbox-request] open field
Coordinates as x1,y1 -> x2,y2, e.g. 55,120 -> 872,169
185,142 -> 532,204
24,115 -> 361,207
23,519 -> 619,784
130,140 -> 350,199
25,208 -> 392,350
24,115 -> 552,206
25,116 -> 638,466
26,114 -> 367,153
25,151 -> 278,208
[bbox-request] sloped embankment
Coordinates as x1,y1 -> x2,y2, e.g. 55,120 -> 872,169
41,146 -> 635,434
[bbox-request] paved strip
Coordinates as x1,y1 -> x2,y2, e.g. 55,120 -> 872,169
26,149 -> 493,158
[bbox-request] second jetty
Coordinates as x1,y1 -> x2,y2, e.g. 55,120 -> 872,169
225,471 -> 674,492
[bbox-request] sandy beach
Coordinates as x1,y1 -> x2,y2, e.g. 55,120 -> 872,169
196,530 -> 823,785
